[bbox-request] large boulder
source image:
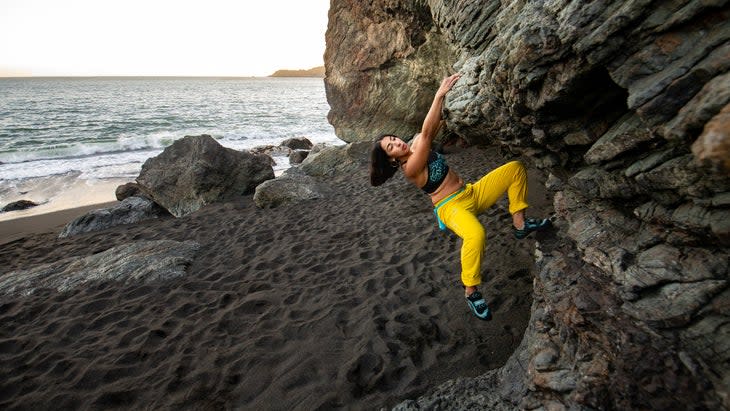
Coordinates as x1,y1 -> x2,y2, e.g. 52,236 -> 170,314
324,1 -> 457,142
300,142 -> 370,177
59,196 -> 170,238
136,135 -> 274,217
253,168 -> 335,208
252,142 -> 367,208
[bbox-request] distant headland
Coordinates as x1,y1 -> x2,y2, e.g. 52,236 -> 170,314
269,66 -> 325,78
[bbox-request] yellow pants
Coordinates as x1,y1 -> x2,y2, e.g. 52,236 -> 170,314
435,161 -> 529,287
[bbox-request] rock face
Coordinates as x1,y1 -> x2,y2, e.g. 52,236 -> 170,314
324,2 -> 458,142
0,240 -> 199,297
325,1 -> 729,410
136,135 -> 274,217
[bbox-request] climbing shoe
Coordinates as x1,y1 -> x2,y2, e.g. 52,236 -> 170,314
514,218 -> 551,239
466,291 -> 492,321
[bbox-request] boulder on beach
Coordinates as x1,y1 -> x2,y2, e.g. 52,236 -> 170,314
280,137 -> 313,150
253,168 -> 335,208
115,182 -> 146,201
249,144 -> 291,159
251,137 -> 315,166
59,196 -> 170,238
136,134 -> 274,217
2,200 -> 38,212
0,239 -> 200,296
300,142 -> 370,177
289,149 -> 309,164
252,142 -> 368,208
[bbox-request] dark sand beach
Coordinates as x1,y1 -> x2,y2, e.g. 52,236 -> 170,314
0,146 -> 552,410
0,202 -> 117,246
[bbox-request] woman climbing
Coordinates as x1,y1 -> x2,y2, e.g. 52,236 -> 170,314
369,73 -> 550,320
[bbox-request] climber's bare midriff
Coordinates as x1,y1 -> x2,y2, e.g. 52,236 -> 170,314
429,169 -> 464,205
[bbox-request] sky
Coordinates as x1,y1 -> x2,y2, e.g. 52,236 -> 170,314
0,0 -> 330,77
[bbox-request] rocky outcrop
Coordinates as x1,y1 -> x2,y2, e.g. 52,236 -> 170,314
136,135 -> 274,217
58,196 -> 170,238
324,2 -> 458,142
270,66 -> 326,78
393,370 -> 509,410
325,1 -> 729,409
0,240 -> 199,297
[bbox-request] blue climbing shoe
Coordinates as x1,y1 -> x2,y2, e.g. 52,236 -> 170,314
466,291 -> 492,321
514,218 -> 551,239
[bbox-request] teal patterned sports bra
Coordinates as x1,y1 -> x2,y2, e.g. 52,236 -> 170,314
421,151 -> 449,193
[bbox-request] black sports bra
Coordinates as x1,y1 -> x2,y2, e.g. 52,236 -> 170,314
421,151 -> 449,193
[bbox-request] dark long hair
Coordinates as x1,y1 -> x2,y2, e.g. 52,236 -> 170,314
370,134 -> 399,186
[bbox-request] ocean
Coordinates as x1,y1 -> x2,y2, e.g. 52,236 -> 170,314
0,77 -> 342,218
